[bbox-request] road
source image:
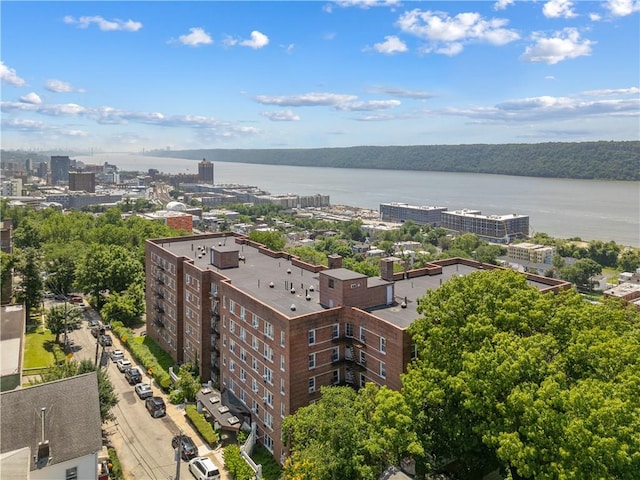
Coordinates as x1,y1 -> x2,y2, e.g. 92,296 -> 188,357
67,307 -> 210,480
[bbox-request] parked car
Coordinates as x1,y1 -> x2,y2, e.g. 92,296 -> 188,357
171,434 -> 198,461
69,295 -> 84,304
88,318 -> 100,328
100,334 -> 112,347
110,350 -> 124,362
188,456 -> 220,480
116,359 -> 132,372
125,367 -> 142,385
134,383 -> 153,400
91,327 -> 100,338
145,396 -> 166,418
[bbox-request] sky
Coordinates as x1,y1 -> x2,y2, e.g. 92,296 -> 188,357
1,0 -> 639,152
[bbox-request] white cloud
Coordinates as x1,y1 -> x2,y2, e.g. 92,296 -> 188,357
589,12 -> 602,21
45,79 -> 84,93
19,92 -> 42,104
1,118 -> 89,138
368,86 -> 434,99
436,88 -> 639,122
240,31 -> 269,49
396,9 -> 519,56
281,43 -> 295,54
0,61 -> 27,87
543,0 -> 577,18
603,0 -> 640,16
521,28 -> 594,64
254,92 -> 358,106
336,99 -> 401,111
494,0 -> 514,11
327,0 -> 401,10
371,35 -> 408,54
177,27 -> 213,47
63,15 -> 142,32
261,110 -> 300,121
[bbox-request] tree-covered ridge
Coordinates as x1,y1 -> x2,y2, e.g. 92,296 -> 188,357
149,141 -> 639,181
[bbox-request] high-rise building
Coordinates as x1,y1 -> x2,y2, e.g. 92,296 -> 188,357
441,209 -> 530,243
37,162 -> 48,179
50,156 -> 71,185
69,172 -> 96,193
198,159 -> 214,184
145,232 -> 569,463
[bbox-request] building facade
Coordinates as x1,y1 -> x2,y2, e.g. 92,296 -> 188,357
441,209 -> 530,243
507,242 -> 556,264
198,159 -> 215,184
145,233 -> 569,464
50,156 -> 71,185
69,172 -> 96,193
379,202 -> 448,226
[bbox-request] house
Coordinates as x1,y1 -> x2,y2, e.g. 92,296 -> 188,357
0,372 -> 103,479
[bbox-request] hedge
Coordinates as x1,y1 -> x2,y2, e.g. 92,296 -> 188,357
185,404 -> 218,447
111,322 -> 172,390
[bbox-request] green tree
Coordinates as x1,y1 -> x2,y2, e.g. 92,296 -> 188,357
223,444 -> 255,480
586,240 -> 620,268
14,247 -> 44,322
45,305 -> 82,344
75,244 -> 144,308
101,284 -> 145,327
474,244 -> 505,265
559,258 -> 602,292
403,269 -> 640,479
452,233 -> 481,254
618,248 -> 640,272
174,363 -> 200,402
248,230 -> 286,252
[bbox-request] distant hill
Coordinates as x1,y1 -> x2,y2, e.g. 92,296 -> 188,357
148,141 -> 639,181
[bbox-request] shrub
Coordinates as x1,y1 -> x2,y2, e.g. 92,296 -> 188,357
252,444 -> 283,480
169,388 -> 185,404
107,447 -> 123,480
223,444 -> 254,480
185,404 -> 218,446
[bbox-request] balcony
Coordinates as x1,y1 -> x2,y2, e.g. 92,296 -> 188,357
155,290 -> 165,299
155,277 -> 165,285
155,304 -> 165,314
154,318 -> 165,328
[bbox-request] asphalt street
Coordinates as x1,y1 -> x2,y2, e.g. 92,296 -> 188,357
66,306 -> 229,480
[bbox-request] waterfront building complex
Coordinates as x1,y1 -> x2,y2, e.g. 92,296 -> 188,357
145,232 -> 568,463
380,202 -> 447,226
507,242 -> 556,264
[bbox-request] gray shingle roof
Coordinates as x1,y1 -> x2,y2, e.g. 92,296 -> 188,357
0,372 -> 102,471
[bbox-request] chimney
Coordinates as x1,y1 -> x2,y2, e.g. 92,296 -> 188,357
327,254 -> 342,269
380,257 -> 395,282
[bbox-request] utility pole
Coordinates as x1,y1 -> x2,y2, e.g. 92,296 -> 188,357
175,430 -> 182,480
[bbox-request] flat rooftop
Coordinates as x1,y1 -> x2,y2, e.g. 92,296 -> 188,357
155,235 -> 564,330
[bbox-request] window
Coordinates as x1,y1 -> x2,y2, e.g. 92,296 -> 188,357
240,368 -> 246,382
240,348 -> 247,363
308,353 -> 316,369
280,354 -> 285,372
328,278 -> 335,288
229,299 -> 235,314
229,340 -> 235,354
309,377 -> 316,393
265,391 -> 274,407
253,400 -> 259,415
230,359 -> 235,372
66,467 -> 78,480
345,323 -> 354,338
252,356 -> 258,372
281,401 -> 286,418
253,314 -> 259,329
359,350 -> 366,366
360,373 -> 366,388
411,343 -> 418,360
240,306 -> 246,321
264,434 -> 274,453
308,329 -> 316,345
239,327 -> 246,342
263,366 -> 273,384
252,378 -> 258,393
229,319 -> 235,334
280,331 -> 286,347
252,335 -> 259,351
265,411 -> 274,430
380,361 -> 386,379
359,326 -> 366,343
332,323 -> 339,339
264,321 -> 274,339
332,369 -> 340,384
264,344 -> 273,362
380,336 -> 386,354
280,378 -> 286,395
331,347 -> 339,363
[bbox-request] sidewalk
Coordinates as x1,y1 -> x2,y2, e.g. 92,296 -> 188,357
109,330 -> 231,480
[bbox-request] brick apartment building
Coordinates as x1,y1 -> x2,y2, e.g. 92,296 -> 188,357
145,233 -> 568,463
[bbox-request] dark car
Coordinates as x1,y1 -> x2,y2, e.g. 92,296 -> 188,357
145,396 -> 166,418
124,367 -> 142,385
171,434 -> 198,460
100,334 -> 112,346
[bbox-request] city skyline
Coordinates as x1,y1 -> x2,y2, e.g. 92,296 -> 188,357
1,0 -> 639,152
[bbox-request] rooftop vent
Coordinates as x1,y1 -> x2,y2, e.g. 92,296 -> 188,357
290,304 -> 296,311
269,282 -> 274,288
309,285 -> 315,292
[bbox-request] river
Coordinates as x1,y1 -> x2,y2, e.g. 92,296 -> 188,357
76,153 -> 640,247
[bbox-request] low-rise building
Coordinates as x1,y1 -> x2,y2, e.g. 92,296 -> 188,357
379,202 -> 447,226
507,242 -> 556,264
0,372 -> 103,479
441,209 -> 529,243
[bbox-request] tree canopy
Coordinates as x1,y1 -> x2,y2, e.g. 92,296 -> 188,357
403,269 -> 640,479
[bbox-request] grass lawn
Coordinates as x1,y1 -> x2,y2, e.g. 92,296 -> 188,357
252,444 -> 283,480
23,327 -> 65,369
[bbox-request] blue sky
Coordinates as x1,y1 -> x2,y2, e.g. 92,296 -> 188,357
1,1 -> 639,152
